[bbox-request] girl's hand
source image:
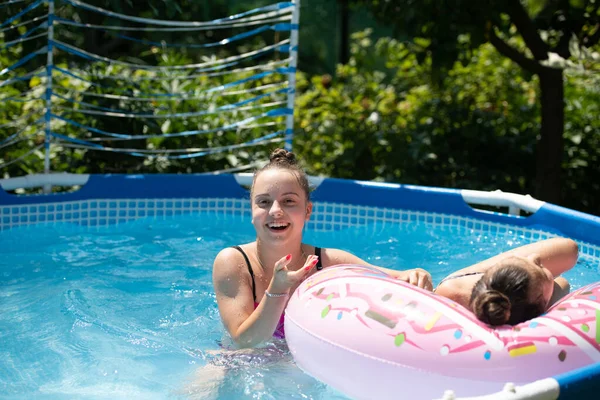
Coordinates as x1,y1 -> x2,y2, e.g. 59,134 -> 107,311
268,254 -> 319,295
389,268 -> 433,291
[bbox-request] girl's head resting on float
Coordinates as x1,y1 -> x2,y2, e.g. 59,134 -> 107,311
251,148 -> 311,201
469,255 -> 554,326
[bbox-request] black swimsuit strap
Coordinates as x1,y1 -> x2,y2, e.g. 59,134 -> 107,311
435,271 -> 485,292
314,247 -> 323,270
231,245 -> 257,303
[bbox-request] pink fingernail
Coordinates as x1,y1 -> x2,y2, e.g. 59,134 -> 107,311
285,254 -> 291,261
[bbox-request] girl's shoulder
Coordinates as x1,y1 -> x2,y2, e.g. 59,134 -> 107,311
434,275 -> 480,308
213,242 -> 256,273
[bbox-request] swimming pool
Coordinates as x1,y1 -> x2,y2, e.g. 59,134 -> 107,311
1,173 -> 599,399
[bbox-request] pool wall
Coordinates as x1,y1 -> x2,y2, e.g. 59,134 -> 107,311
1,174 -> 600,254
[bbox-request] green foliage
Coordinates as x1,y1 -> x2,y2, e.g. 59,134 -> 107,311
1,2 -> 599,214
348,0 -> 600,203
293,30 -> 600,214
350,0 -> 599,73
562,66 -> 600,213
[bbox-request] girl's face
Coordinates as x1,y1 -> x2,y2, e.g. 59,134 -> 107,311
251,168 -> 311,245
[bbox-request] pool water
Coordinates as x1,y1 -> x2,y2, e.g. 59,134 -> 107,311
1,212 -> 598,399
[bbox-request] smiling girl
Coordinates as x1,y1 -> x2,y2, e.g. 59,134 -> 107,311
212,148 -> 433,348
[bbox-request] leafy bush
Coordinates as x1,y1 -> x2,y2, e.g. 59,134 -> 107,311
293,30 -> 600,214
2,18 -> 598,213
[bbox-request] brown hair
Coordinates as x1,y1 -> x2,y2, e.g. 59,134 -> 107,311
251,148 -> 310,200
469,258 -> 546,326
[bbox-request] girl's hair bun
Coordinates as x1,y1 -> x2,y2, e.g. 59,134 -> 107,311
269,148 -> 297,166
472,289 -> 511,326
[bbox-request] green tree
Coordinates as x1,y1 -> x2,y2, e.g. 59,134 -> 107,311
294,29 -> 599,214
350,0 -> 600,204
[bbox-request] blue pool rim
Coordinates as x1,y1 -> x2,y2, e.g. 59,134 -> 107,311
1,174 -> 599,246
1,173 -> 599,399
554,361 -> 600,399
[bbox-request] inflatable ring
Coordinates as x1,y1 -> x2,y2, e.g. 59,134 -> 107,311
285,265 -> 600,399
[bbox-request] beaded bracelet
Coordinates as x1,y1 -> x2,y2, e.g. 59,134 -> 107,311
265,290 -> 288,298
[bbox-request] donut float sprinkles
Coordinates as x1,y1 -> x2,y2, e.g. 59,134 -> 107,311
284,265 -> 600,400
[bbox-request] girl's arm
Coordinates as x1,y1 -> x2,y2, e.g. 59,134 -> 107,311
212,248 -> 286,348
530,238 -> 579,277
320,248 -> 433,290
213,249 -> 317,348
442,238 -> 579,277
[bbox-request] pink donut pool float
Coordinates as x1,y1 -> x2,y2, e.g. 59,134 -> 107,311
285,265 -> 600,399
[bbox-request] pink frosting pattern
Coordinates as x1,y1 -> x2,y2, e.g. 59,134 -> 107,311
285,265 -> 600,383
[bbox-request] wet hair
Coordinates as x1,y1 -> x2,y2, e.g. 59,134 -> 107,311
251,148 -> 310,200
469,259 -> 546,326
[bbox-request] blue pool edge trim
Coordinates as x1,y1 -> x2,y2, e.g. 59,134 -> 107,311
0,174 -> 250,203
1,173 -> 600,247
554,361 -> 600,399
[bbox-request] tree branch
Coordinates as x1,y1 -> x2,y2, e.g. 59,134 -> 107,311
552,1 -> 573,58
553,34 -> 572,59
506,0 -> 549,61
489,28 -> 544,74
